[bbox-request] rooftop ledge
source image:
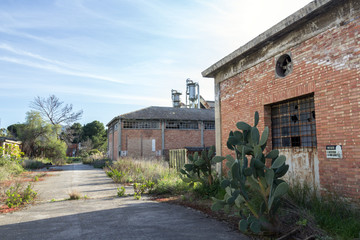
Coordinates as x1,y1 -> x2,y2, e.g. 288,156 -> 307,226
201,0 -> 333,78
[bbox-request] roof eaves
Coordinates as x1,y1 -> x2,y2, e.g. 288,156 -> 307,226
201,0 -> 333,78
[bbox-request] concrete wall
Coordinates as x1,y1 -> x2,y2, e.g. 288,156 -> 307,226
107,126 -> 119,160
210,0 -> 360,201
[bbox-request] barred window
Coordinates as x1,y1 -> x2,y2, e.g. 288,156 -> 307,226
123,120 -> 160,129
166,120 -> 198,129
204,121 -> 215,130
271,95 -> 316,148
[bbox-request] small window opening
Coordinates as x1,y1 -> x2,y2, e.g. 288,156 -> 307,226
276,54 -> 293,77
204,121 -> 215,130
166,120 -> 198,130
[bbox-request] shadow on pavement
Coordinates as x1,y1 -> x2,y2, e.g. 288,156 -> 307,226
0,200 -> 244,240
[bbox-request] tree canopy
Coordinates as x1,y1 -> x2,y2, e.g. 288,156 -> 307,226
17,111 -> 63,157
82,120 -> 107,151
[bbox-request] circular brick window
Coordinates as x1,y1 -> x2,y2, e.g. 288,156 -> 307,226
276,54 -> 293,77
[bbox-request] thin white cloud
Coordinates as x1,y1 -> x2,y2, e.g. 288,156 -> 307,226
0,56 -> 127,84
0,43 -> 75,69
0,81 -> 169,106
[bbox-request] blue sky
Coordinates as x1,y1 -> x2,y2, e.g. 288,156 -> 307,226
0,0 -> 312,128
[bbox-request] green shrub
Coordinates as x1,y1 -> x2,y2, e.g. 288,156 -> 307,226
79,150 -> 89,159
106,167 -> 128,183
66,157 -> 82,164
117,187 -> 126,197
151,171 -> 191,195
5,183 -> 37,208
89,149 -> 101,155
0,158 -> 24,181
92,159 -> 111,168
133,181 -> 154,200
21,159 -> 45,169
22,184 -> 38,203
288,181 -> 360,239
193,178 -> 223,199
43,138 -> 67,163
82,157 -> 92,165
51,158 -> 66,166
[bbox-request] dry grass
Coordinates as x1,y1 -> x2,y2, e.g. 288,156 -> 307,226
106,157 -> 170,183
68,190 -> 81,200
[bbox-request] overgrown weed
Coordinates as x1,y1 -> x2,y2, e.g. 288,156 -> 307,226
68,190 -> 81,200
105,158 -> 191,195
5,183 -> 37,208
287,180 -> 360,240
0,159 -> 24,181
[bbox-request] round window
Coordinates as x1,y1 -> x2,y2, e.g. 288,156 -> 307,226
276,54 -> 293,77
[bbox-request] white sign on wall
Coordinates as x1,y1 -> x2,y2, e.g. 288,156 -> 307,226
120,151 -> 128,157
326,145 -> 342,158
152,139 -> 156,152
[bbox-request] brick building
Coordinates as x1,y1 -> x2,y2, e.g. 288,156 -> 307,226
107,106 -> 215,160
202,0 -> 360,201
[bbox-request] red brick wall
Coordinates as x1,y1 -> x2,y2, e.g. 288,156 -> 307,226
164,129 -> 202,149
219,17 -> 360,200
108,122 -> 215,159
121,129 -> 162,152
204,130 -> 216,148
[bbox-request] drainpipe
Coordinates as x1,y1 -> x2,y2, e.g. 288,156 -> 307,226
112,124 -> 115,160
161,120 -> 165,156
118,119 -> 122,159
197,83 -> 200,109
107,126 -> 110,158
200,121 -> 204,147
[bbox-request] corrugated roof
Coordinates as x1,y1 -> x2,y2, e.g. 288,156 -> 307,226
107,106 -> 214,126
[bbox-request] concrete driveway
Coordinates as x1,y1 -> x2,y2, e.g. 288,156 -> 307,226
0,163 -> 248,240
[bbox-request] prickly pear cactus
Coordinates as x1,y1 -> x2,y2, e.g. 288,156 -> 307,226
211,111 -> 289,234
180,146 -> 215,186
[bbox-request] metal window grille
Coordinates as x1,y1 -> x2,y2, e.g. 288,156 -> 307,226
165,120 -> 198,129
123,120 -> 160,129
204,121 -> 215,130
271,95 -> 316,148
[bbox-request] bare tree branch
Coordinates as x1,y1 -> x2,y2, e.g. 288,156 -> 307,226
30,95 -> 83,125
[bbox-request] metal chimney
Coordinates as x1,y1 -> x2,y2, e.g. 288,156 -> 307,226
186,78 -> 200,109
171,89 -> 182,108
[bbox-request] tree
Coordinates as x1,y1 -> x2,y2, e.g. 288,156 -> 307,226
17,111 -> 64,159
30,95 -> 83,126
7,124 -> 25,138
0,128 -> 11,137
82,121 -> 107,151
70,123 -> 83,143
60,122 -> 83,147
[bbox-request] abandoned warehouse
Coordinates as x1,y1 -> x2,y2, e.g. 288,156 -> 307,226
202,0 -> 360,201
